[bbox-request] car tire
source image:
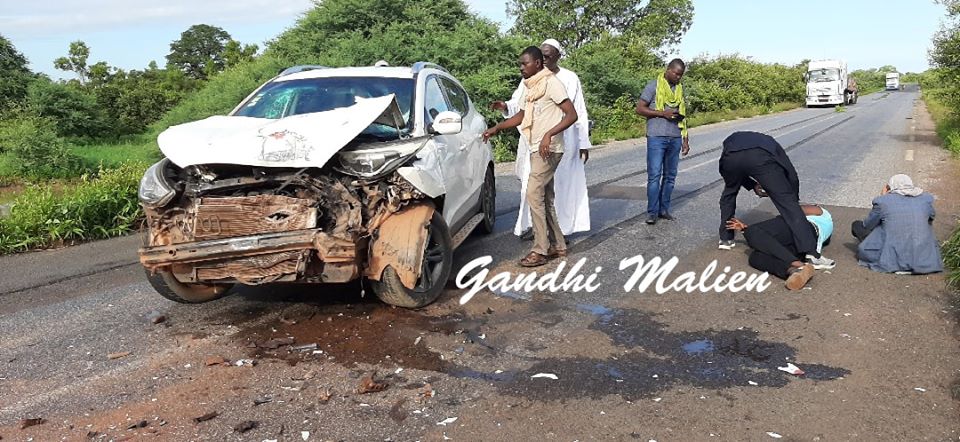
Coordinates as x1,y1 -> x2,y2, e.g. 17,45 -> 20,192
371,211 -> 453,308
476,165 -> 496,235
145,268 -> 231,304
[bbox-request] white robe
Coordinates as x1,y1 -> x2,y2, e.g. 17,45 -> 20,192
506,67 -> 592,236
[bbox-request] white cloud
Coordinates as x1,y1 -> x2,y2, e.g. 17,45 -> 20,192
0,0 -> 315,37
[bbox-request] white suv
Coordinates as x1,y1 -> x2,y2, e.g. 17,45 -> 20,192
137,62 -> 496,308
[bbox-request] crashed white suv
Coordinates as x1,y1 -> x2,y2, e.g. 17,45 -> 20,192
137,62 -> 495,308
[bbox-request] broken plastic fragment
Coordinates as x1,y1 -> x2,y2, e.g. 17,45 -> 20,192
531,373 -> 558,380
301,431 -> 310,441
777,363 -> 804,376
914,387 -> 926,392
437,417 -> 458,426
748,381 -> 759,386
767,432 -> 783,438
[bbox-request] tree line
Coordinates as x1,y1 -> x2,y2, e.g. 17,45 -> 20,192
0,0 -> 922,179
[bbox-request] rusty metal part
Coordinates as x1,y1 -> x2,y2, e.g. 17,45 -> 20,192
192,250 -> 306,283
140,167 -> 434,287
192,195 -> 316,240
364,204 -> 434,288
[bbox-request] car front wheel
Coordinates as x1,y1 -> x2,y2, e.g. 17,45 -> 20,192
371,211 -> 453,308
145,269 -> 231,303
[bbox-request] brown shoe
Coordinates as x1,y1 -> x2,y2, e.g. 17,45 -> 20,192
785,263 -> 814,290
519,252 -> 548,267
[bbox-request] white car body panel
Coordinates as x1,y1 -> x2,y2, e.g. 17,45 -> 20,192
158,95 -> 397,169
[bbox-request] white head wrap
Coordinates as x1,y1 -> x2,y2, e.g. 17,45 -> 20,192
888,174 -> 923,197
541,38 -> 563,57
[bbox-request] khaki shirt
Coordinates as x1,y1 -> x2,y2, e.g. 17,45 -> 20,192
522,76 -> 569,153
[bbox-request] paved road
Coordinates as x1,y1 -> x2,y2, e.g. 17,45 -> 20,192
2,86 -> 958,441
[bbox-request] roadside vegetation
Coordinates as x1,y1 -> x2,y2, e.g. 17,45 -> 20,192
923,1 -> 960,300
0,0 -> 935,254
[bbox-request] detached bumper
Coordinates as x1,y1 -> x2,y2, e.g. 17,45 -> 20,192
139,229 -> 359,284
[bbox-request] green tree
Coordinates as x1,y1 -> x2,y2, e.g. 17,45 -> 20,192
53,40 -> 91,84
0,116 -> 82,179
223,40 -> 259,67
507,0 -> 694,51
26,78 -> 107,137
166,24 -> 232,80
931,0 -> 960,106
0,34 -> 33,113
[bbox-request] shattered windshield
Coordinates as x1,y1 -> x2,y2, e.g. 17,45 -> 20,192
235,77 -> 415,139
808,69 -> 840,82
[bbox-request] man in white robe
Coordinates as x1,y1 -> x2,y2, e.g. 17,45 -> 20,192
491,38 -> 592,239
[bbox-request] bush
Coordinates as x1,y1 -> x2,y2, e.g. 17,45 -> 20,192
0,116 -> 82,179
0,162 -> 145,254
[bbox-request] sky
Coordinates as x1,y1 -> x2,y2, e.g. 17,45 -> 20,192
0,0 -> 949,80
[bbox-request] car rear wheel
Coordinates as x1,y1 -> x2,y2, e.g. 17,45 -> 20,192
371,211 -> 453,308
477,165 -> 496,234
145,269 -> 231,303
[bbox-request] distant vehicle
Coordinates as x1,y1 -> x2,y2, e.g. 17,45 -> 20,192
885,72 -> 901,91
805,59 -> 858,107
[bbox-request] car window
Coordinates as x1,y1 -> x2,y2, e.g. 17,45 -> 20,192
439,77 -> 470,117
234,77 -> 415,138
423,77 -> 450,126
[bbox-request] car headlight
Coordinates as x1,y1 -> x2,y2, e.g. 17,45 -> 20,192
138,159 -> 177,208
335,137 -> 428,179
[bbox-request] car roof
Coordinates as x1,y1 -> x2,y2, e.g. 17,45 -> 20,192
275,66 -> 419,82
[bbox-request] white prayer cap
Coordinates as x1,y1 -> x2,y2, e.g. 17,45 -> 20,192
541,38 -> 563,56
374,60 -> 390,67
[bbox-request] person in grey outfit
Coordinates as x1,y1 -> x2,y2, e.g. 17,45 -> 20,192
851,174 -> 943,274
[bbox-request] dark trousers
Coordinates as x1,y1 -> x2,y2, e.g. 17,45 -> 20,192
744,217 -> 800,280
851,220 -> 873,242
719,148 -> 818,256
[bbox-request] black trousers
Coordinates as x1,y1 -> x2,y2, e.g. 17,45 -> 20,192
719,148 -> 818,256
744,216 -> 800,280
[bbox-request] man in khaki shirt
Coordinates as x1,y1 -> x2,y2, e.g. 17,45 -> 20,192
483,46 -> 579,267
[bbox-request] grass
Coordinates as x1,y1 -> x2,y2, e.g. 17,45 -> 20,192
920,89 -> 960,327
0,163 -> 145,254
73,141 -> 161,169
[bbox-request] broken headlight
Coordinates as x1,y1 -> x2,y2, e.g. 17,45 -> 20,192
138,159 -> 177,208
335,137 -> 428,179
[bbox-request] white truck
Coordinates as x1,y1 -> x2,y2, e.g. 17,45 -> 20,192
805,59 -> 858,107
885,72 -> 901,90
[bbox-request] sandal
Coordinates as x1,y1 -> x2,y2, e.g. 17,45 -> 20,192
547,247 -> 567,258
519,252 -> 548,267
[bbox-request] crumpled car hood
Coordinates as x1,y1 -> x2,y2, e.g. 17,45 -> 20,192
158,94 -> 403,168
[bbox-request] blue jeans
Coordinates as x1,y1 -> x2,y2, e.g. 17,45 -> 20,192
646,136 -> 682,216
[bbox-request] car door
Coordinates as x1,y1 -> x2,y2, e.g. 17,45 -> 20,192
422,75 -> 470,226
438,76 -> 486,214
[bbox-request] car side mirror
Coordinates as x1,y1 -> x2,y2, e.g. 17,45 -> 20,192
430,111 -> 462,135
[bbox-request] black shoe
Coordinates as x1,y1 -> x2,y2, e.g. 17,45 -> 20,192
645,214 -> 657,225
658,212 -> 674,221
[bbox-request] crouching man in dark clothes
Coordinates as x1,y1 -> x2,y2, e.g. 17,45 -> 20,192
718,131 -> 835,270
725,204 -> 834,290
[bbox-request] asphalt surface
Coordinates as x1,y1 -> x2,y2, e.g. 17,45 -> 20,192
1,85 -> 959,441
